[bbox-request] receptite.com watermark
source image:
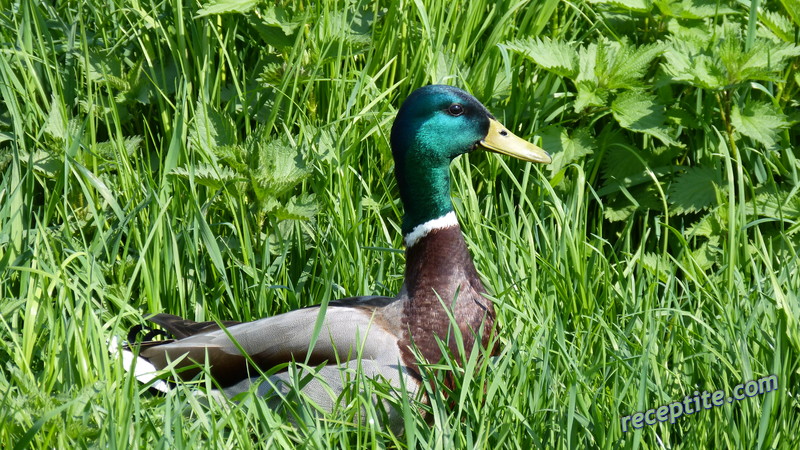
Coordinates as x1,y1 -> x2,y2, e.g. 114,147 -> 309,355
621,375 -> 778,432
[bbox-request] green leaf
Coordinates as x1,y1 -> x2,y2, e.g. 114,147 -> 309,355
573,44 -> 605,111
44,96 -> 66,140
575,44 -> 599,87
641,252 -> 671,281
611,91 -> 681,146
664,24 -> 800,88
687,210 -> 725,237
587,0 -> 652,12
748,187 -> 800,220
85,50 -> 127,88
601,143 -> 646,182
214,144 -> 249,174
501,37 -> 579,78
689,241 -> 719,270
295,125 -> 338,165
170,164 -> 244,190
760,9 -> 796,43
602,195 -> 638,221
247,6 -> 301,48
596,40 -> 664,89
95,136 -> 143,160
190,102 -> 237,154
656,0 -> 737,19
313,9 -> 373,60
570,39 -> 663,111
272,194 -> 318,221
574,81 -> 607,112
731,100 -> 788,148
18,149 -> 61,177
250,136 -> 311,203
196,0 -> 260,16
779,0 -> 800,27
668,166 -> 720,214
577,39 -> 665,90
71,161 -> 126,220
540,126 -> 595,175
599,145 -> 679,197
664,17 -> 713,42
665,107 -> 699,129
662,40 -> 727,89
736,40 -> 800,82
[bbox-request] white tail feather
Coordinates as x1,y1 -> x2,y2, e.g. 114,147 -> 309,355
109,337 -> 170,393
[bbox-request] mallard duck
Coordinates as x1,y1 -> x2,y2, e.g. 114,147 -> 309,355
119,85 -> 550,423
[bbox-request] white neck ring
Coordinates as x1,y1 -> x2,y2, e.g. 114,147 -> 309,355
403,211 -> 459,247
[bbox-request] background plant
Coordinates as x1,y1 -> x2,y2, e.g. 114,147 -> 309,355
0,0 -> 798,447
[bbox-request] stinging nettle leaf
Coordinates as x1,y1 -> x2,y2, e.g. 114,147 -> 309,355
611,91 -> 681,146
596,40 -> 665,89
569,39 -> 663,111
576,43 -> 599,85
749,188 -> 800,220
247,8 -> 301,49
170,164 -> 244,190
196,0 -> 260,17
214,144 -> 249,174
95,136 -> 143,160
18,149 -> 61,177
739,40 -> 800,77
664,16 -> 715,42
668,166 -> 720,214
573,44 -> 605,111
689,240 -> 721,270
779,0 -> 800,27
602,195 -> 638,222
640,252 -> 671,281
760,9 -> 796,43
272,194 -> 318,221
730,100 -> 788,148
574,82 -> 608,112
602,143 -> 646,182
190,102 -> 237,154
541,126 -> 595,176
664,24 -> 800,88
662,40 -> 727,89
656,0 -> 737,19
45,96 -> 67,140
250,137 -> 311,203
687,210 -> 725,238
587,0 -> 652,12
501,37 -> 579,79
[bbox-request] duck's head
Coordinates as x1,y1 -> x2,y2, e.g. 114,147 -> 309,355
390,85 -> 551,237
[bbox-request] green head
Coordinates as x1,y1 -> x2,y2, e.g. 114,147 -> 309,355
390,85 -> 551,237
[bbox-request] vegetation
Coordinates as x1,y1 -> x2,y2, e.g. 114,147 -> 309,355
1,0 -> 798,447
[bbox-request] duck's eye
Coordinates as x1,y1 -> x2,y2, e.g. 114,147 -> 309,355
447,104 -> 464,116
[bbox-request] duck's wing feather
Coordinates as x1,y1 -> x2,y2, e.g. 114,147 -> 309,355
137,296 -> 404,387
145,314 -> 242,339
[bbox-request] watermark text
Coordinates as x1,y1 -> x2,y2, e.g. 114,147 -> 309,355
621,375 -> 778,432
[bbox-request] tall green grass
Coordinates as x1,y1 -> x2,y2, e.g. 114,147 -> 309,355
1,0 -> 798,447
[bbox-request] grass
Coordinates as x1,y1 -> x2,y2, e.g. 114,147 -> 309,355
1,0 -> 798,447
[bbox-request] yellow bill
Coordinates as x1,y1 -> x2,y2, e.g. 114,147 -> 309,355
480,118 -> 551,164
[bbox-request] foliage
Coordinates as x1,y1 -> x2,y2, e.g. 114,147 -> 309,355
0,0 -> 798,448
502,1 -> 800,275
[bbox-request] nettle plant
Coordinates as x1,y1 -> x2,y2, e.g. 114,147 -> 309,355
503,0 -> 800,269
172,102 -> 324,239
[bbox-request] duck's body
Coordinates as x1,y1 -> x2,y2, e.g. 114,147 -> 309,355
121,85 -> 550,423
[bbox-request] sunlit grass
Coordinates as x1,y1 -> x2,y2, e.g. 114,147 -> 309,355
1,0 -> 798,447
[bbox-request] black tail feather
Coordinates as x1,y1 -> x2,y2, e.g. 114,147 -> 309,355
145,313 -> 241,339
123,313 -> 242,351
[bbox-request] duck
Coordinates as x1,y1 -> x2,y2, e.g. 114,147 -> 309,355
118,84 -> 551,425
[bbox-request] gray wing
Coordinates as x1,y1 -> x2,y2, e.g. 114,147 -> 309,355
139,296 -> 405,387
